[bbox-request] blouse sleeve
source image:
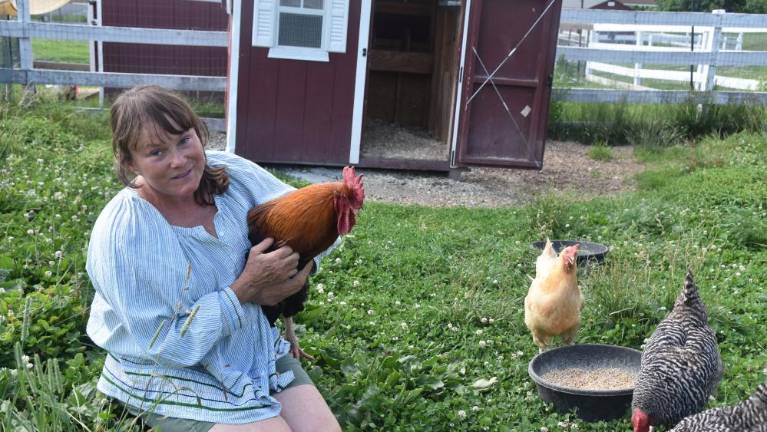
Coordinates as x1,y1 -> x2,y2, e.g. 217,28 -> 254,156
86,197 -> 246,368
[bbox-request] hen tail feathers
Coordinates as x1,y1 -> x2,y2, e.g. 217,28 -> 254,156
676,269 -> 701,308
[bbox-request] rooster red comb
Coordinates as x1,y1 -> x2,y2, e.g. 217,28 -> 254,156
343,166 -> 365,206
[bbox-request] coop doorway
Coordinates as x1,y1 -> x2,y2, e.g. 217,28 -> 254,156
359,0 -> 463,170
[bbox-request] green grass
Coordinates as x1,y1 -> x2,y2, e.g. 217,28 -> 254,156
0,95 -> 766,430
31,39 -> 89,64
588,141 -> 613,161
548,100 -> 767,146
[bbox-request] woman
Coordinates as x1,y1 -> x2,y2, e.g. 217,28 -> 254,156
86,85 -> 341,432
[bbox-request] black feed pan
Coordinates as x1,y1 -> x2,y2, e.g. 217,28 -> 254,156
531,240 -> 609,264
528,344 -> 641,422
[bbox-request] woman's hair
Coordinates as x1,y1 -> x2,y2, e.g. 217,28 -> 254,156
110,85 -> 228,206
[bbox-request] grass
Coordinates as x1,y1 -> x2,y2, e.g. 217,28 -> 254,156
587,141 -> 613,161
548,99 -> 767,146
31,39 -> 90,64
0,95 -> 766,430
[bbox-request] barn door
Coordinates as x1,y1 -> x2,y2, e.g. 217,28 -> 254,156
452,0 -> 562,169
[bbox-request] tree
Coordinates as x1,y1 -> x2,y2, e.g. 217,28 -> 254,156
655,0 -> 765,12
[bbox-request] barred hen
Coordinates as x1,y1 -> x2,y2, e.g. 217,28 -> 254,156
632,270 -> 724,432
247,166 -> 364,359
670,372 -> 767,432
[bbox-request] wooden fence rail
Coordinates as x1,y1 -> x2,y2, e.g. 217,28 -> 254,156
0,0 -> 227,91
3,3 -> 767,103
555,8 -> 767,103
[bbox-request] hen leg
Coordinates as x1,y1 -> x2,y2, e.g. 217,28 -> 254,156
283,316 -> 315,361
531,330 -> 551,353
561,325 -> 579,346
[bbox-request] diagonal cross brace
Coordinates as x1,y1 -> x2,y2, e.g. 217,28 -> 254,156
466,0 -> 559,108
471,46 -> 530,148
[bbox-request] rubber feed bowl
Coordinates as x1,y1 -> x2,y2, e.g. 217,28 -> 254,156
531,240 -> 609,264
528,344 -> 641,422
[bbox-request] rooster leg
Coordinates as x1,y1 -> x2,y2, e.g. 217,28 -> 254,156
283,316 -> 315,361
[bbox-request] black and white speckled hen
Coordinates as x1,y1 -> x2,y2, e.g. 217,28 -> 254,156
631,269 -> 724,432
669,372 -> 767,432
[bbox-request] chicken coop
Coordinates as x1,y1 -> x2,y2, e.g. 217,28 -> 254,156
226,0 -> 563,171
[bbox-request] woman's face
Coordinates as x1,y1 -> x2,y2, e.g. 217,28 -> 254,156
128,123 -> 205,203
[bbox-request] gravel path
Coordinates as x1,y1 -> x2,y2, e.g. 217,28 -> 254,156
208,132 -> 644,208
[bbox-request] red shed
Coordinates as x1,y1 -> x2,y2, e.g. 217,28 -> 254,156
226,0 -> 563,171
101,0 -> 229,77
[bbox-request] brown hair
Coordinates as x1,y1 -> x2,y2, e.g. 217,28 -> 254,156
110,85 -> 229,206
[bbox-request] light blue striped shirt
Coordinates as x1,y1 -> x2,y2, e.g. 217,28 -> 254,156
86,151 -> 328,423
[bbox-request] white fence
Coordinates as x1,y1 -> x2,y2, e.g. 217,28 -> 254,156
554,8 -> 767,103
0,0 -> 228,91
3,3 -> 767,105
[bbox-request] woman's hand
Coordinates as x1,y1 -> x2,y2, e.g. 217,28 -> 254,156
231,238 -> 313,305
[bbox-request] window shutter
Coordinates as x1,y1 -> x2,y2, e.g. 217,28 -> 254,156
327,0 -> 349,53
252,0 -> 277,47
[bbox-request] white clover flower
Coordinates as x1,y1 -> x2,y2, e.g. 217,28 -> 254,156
26,229 -> 34,236
335,257 -> 341,264
540,427 -> 549,432
316,283 -> 325,294
353,280 -> 360,287
395,300 -> 401,306
479,340 -> 487,348
48,261 -> 55,267
44,271 -> 53,278
54,251 -> 62,259
480,317 -> 488,324
400,322 -> 408,329
488,318 -> 494,324
471,406 -> 479,412
367,309 -> 374,315
475,329 -> 483,336
457,410 -> 466,419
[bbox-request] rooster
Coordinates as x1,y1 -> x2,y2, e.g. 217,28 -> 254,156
632,270 -> 724,432
524,240 -> 582,352
670,371 -> 767,432
247,166 -> 364,359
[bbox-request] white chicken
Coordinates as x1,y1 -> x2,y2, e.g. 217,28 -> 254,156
524,239 -> 582,352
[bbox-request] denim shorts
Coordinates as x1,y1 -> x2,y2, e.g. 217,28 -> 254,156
127,355 -> 314,432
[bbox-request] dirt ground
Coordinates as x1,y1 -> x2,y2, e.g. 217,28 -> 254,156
208,133 -> 644,208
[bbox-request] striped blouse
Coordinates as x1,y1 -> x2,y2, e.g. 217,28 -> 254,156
86,151 -> 333,424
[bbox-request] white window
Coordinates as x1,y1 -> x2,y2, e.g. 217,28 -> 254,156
252,0 -> 349,62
